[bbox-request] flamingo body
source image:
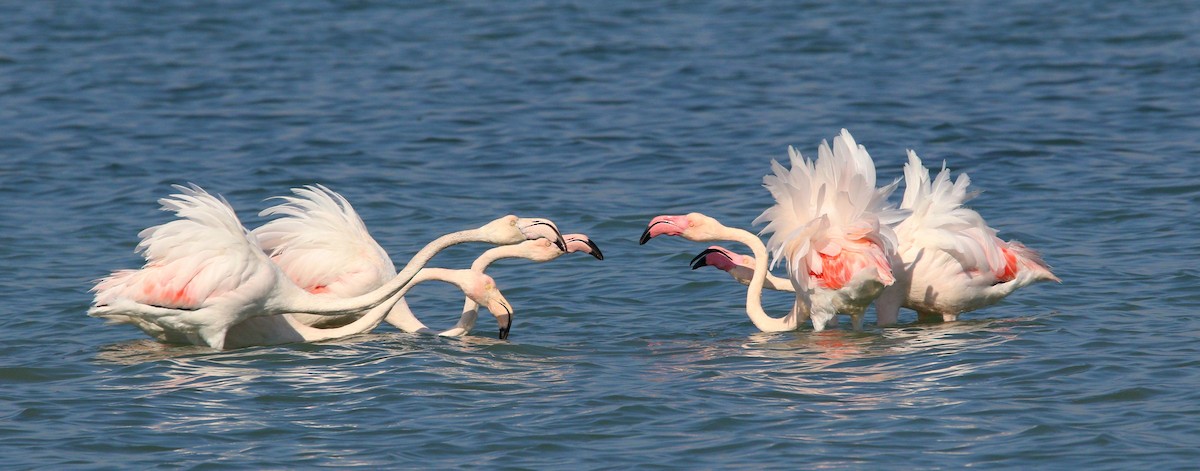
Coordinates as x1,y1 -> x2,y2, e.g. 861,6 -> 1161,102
753,129 -> 906,330
874,151 -> 1059,323
90,185 -> 553,348
252,185 -> 567,338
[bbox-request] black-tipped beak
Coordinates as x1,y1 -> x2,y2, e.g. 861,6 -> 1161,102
638,224 -> 656,245
495,299 -> 513,340
690,248 -> 731,270
497,313 -> 511,340
585,239 -> 604,260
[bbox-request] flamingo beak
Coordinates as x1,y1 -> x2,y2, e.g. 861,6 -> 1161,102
639,215 -> 688,245
638,226 -> 655,245
583,239 -> 604,260
497,314 -> 512,340
690,247 -> 735,270
566,236 -> 604,260
490,297 -> 514,340
518,218 -> 567,252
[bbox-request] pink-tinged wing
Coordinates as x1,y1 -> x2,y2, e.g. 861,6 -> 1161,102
896,151 -> 1018,282
92,184 -> 270,309
253,185 -> 396,297
754,129 -> 903,292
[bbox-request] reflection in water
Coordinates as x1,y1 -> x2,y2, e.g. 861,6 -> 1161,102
93,332 -> 576,397
643,317 -> 1037,410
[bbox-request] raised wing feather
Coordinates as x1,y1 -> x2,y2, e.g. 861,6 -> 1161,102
91,184 -> 266,310
896,151 -> 1010,278
753,129 -> 904,292
252,185 -> 395,297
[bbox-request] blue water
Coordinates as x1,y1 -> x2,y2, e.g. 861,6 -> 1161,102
2,1 -> 1198,468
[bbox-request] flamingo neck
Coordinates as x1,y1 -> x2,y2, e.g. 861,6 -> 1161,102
280,268 -> 461,341
447,244 -> 528,335
273,228 -> 487,315
719,226 -> 797,332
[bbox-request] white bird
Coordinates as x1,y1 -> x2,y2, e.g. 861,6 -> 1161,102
641,130 -> 904,331
752,129 -> 906,330
88,184 -> 554,348
222,268 -> 512,349
691,152 -> 1060,325
251,185 -> 566,339
872,150 -> 1060,323
428,233 -> 603,337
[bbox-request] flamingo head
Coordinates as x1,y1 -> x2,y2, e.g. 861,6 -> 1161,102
513,238 -> 567,262
639,212 -> 725,244
689,245 -> 750,272
564,234 -> 604,260
480,215 -> 567,251
464,273 -> 515,340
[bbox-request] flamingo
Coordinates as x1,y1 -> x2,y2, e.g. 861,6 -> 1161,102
222,268 -> 512,349
642,130 -> 904,331
692,152 -> 1060,325
88,184 -> 557,348
250,185 -> 566,339
872,151 -> 1060,323
640,212 -> 804,332
751,129 -> 907,330
427,233 -> 603,338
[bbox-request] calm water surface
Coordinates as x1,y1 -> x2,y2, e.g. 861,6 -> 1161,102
2,1 -> 1198,468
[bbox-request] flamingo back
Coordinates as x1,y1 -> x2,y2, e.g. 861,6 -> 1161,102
91,184 -> 270,310
252,185 -> 396,297
753,129 -> 904,293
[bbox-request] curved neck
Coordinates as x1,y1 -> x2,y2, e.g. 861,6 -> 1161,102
280,268 -> 464,341
470,244 -> 525,272
449,244 -> 527,334
271,228 -> 487,315
720,226 -> 797,332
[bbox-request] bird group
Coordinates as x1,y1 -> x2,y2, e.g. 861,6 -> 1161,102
641,129 -> 1059,332
89,184 -> 602,349
90,129 -> 1057,350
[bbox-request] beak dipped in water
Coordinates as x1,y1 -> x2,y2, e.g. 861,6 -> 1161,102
489,295 -> 514,340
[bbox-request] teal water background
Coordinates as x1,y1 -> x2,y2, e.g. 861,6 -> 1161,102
2,1 -> 1198,468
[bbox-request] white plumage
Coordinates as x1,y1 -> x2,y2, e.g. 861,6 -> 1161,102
874,151 -> 1060,323
753,129 -> 907,330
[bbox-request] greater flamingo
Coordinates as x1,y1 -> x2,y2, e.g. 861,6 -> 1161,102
222,268 -> 512,349
693,151 -> 1060,325
89,184 -> 553,348
642,130 -> 904,331
251,185 -> 566,339
751,129 -> 906,330
424,234 -> 603,338
872,151 -> 1060,323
